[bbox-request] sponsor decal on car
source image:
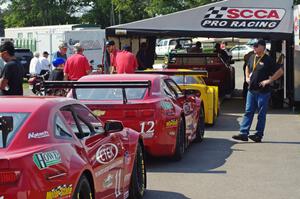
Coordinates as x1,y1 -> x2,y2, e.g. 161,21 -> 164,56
96,143 -> 118,164
124,151 -> 131,165
103,174 -> 113,188
201,7 -> 285,29
46,184 -> 72,199
33,150 -> 61,170
161,101 -> 173,110
124,191 -> 129,199
95,159 -> 123,177
124,173 -> 131,183
166,119 -> 178,128
28,131 -> 49,139
93,110 -> 106,117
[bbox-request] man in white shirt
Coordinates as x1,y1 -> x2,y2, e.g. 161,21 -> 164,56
39,51 -> 51,77
29,52 -> 42,75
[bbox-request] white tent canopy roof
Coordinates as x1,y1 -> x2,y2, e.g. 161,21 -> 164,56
106,0 -> 293,39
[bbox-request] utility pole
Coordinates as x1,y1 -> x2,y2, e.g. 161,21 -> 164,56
110,2 -> 115,26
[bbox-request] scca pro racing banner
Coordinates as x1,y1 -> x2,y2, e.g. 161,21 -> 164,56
201,7 -> 285,29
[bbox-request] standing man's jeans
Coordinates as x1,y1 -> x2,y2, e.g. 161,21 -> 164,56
240,90 -> 271,137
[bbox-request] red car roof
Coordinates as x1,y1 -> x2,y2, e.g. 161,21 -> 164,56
0,96 -> 76,113
79,74 -> 167,82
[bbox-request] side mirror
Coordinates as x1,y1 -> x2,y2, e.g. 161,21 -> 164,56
104,121 -> 124,134
183,89 -> 201,98
91,123 -> 105,134
0,116 -> 14,148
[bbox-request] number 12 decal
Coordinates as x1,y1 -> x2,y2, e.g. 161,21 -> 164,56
140,121 -> 155,134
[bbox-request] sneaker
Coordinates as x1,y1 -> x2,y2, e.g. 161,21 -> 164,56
232,134 -> 248,141
248,134 -> 262,143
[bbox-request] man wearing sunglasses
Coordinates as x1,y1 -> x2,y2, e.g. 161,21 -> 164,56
232,39 -> 284,142
0,41 -> 24,95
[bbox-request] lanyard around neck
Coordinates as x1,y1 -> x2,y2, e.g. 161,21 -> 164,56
253,53 -> 265,71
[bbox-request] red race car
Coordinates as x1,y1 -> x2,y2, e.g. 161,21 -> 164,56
44,73 -> 205,160
166,52 -> 235,96
0,97 -> 146,199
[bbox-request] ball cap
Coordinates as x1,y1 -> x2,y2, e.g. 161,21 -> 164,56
106,40 -> 115,46
58,42 -> 68,49
253,39 -> 266,47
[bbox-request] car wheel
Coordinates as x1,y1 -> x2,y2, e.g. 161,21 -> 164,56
73,175 -> 93,199
129,143 -> 146,199
195,106 -> 205,142
173,118 -> 185,161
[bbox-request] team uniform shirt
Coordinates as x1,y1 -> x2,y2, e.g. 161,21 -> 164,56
248,54 -> 280,93
115,51 -> 138,74
110,49 -> 121,67
29,57 -> 42,74
0,60 -> 24,95
64,53 -> 90,80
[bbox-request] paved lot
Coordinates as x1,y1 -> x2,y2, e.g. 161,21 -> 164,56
144,99 -> 300,199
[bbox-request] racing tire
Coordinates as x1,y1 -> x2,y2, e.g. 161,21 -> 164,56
195,106 -> 205,142
173,118 -> 185,161
129,143 -> 146,199
73,175 -> 93,199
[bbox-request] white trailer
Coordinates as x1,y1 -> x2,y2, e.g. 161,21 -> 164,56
5,24 -> 106,66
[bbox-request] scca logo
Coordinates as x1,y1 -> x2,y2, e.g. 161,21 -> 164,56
201,7 -> 285,29
227,9 -> 281,19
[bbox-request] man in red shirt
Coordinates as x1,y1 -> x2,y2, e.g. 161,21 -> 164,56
64,43 -> 91,80
115,45 -> 138,74
106,40 -> 120,74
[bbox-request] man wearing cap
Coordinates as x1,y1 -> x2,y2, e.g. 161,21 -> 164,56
53,42 -> 68,61
106,40 -> 120,74
0,41 -> 24,95
64,43 -> 91,81
232,39 -> 284,142
115,45 -> 138,74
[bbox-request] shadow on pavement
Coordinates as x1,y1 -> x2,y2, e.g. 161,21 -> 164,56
144,190 -> 191,199
206,113 -> 241,132
146,138 -> 237,174
221,98 -> 297,115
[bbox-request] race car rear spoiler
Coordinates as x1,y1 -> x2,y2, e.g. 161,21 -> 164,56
42,80 -> 152,104
135,70 -> 208,77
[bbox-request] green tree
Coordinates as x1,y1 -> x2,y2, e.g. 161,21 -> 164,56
2,0 -> 82,27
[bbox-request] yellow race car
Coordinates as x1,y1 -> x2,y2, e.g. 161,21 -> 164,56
137,69 -> 219,125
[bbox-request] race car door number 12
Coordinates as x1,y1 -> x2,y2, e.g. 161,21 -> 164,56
140,121 -> 155,135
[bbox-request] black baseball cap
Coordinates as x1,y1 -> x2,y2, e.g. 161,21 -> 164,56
0,41 -> 15,56
106,40 -> 115,46
253,39 -> 266,47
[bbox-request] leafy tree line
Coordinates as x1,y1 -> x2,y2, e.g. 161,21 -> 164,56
0,0 -> 300,29
0,0 -> 220,28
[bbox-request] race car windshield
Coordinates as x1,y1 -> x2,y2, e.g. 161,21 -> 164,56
0,113 -> 29,148
171,76 -> 199,85
75,88 -> 147,101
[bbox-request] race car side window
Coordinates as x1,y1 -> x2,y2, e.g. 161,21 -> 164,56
72,105 -> 105,136
54,115 -> 73,139
165,79 -> 184,98
161,79 -> 176,99
60,109 -> 81,136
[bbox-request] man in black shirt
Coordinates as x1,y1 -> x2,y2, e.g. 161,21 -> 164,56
0,41 -> 24,95
232,40 -> 283,142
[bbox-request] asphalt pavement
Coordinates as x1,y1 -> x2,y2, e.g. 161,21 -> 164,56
144,98 -> 300,199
